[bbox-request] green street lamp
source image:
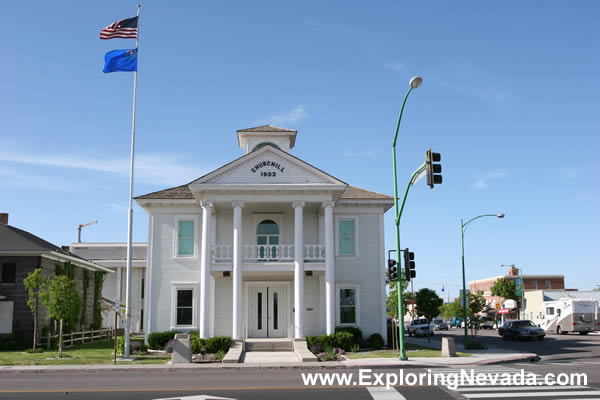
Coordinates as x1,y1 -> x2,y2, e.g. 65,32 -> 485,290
460,213 -> 504,346
392,76 -> 422,360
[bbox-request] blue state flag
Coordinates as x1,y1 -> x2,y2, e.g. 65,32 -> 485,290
103,48 -> 137,73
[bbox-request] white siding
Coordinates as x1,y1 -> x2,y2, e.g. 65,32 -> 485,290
150,213 -> 202,333
214,277 -> 233,336
334,213 -> 384,338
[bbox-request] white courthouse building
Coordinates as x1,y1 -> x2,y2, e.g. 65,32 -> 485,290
135,126 -> 393,342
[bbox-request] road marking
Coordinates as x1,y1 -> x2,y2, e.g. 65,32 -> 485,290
456,385 -> 589,392
462,390 -> 600,398
366,387 -> 407,400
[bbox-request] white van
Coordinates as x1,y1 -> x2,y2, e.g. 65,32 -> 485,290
539,299 -> 597,335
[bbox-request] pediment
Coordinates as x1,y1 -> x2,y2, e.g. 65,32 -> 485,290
191,146 -> 346,186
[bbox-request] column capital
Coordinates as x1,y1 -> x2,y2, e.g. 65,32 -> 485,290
322,201 -> 335,209
231,201 -> 245,209
292,201 -> 305,209
200,201 -> 214,209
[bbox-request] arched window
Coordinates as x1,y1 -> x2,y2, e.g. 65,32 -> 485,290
256,219 -> 279,259
253,142 -> 280,152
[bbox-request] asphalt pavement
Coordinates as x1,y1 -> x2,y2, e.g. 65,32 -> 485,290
1,330 -> 599,400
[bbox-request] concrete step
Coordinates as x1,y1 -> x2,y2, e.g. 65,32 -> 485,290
245,339 -> 293,352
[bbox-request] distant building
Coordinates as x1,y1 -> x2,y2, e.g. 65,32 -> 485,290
70,243 -> 147,333
0,213 -> 111,345
468,267 -> 564,319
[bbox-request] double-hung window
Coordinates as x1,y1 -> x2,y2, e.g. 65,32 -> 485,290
177,220 -> 195,257
337,217 -> 357,256
337,285 -> 359,326
172,284 -> 197,328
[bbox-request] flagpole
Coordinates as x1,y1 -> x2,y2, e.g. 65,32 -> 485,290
124,3 -> 140,360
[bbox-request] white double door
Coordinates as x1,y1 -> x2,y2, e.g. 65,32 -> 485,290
248,285 -> 287,338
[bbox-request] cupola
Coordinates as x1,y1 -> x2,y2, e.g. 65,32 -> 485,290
236,125 -> 297,154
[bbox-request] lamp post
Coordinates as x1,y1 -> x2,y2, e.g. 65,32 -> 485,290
392,76 -> 422,360
460,213 -> 504,346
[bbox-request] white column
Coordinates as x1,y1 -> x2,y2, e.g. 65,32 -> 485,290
293,201 -> 305,338
232,201 -> 244,340
323,201 -> 335,335
199,201 -> 213,339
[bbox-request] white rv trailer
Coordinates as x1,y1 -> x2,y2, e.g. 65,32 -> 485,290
539,299 -> 597,335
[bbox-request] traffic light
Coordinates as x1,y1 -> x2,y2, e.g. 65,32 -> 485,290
403,248 -> 416,282
387,259 -> 398,281
425,148 -> 442,189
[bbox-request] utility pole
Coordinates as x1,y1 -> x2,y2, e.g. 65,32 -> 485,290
77,220 -> 98,243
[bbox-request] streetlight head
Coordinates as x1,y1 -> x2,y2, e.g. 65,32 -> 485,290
496,213 -> 505,218
410,76 -> 423,89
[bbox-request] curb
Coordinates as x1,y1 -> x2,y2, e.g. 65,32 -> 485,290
0,353 -> 538,374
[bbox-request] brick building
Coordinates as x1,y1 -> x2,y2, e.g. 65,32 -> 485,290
0,213 -> 112,346
468,266 -> 564,319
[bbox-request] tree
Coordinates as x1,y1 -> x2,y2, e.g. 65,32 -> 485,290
415,288 -> 443,321
23,268 -> 45,350
439,301 -> 464,320
386,280 -> 410,318
467,290 -> 487,336
41,276 -> 81,357
490,278 -> 518,300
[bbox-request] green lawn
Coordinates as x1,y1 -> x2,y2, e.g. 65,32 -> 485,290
345,344 -> 470,359
0,340 -> 170,366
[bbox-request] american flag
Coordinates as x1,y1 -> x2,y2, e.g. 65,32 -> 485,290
100,16 -> 138,39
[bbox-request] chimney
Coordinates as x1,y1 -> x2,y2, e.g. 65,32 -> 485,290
61,245 -> 71,253
0,213 -> 8,225
508,267 -> 520,276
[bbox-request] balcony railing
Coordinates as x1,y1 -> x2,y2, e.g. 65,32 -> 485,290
211,244 -> 325,263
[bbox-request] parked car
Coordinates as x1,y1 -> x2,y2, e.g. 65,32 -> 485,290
498,320 -> 545,341
431,318 -> 448,331
407,318 -> 434,337
449,317 -> 464,328
480,316 -> 495,329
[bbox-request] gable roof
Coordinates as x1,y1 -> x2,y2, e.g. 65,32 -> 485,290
341,185 -> 393,200
0,223 -> 112,272
135,184 -> 194,200
237,125 -> 297,133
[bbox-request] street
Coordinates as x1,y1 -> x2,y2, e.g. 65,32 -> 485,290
2,330 -> 600,400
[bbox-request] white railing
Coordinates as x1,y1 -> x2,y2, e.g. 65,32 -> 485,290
210,244 -> 325,263
243,244 -> 295,261
211,244 -> 233,261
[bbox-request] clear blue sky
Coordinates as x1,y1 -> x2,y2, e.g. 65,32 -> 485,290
2,1 -> 599,298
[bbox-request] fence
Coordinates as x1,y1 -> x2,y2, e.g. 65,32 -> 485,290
39,328 -> 113,349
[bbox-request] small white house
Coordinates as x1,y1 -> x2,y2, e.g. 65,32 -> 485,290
135,126 -> 393,342
70,242 -> 147,333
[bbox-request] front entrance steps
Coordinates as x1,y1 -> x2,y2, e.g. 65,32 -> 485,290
244,338 -> 294,352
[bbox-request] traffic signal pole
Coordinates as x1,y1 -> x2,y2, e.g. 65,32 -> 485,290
391,86 -> 414,361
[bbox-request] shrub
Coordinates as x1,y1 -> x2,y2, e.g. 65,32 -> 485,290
191,336 -> 206,354
367,333 -> 384,350
0,334 -> 27,351
164,339 -> 174,353
351,344 -> 359,353
215,350 -> 226,360
465,340 -> 488,350
335,326 -> 363,345
309,344 -> 322,354
334,331 -> 353,351
206,336 -> 232,354
116,336 -> 125,355
317,350 -> 338,361
307,334 -> 335,350
26,347 -> 45,354
147,331 -> 177,350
